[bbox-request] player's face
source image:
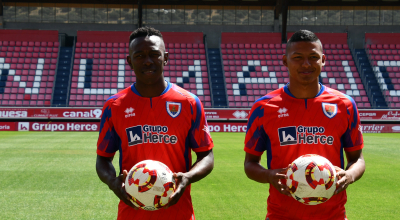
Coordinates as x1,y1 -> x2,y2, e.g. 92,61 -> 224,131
282,41 -> 325,86
127,36 -> 168,86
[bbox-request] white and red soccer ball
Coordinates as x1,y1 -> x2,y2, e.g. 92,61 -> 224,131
285,154 -> 337,205
125,160 -> 176,211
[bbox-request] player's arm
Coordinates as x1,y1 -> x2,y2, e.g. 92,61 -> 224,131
244,153 -> 291,196
167,149 -> 214,208
167,95 -> 214,208
96,155 -> 137,209
96,100 -> 137,209
335,96 -> 366,194
186,149 -> 214,184
334,149 -> 365,194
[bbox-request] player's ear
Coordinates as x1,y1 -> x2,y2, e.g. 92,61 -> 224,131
126,55 -> 133,69
321,54 -> 326,67
163,52 -> 169,66
282,54 -> 288,67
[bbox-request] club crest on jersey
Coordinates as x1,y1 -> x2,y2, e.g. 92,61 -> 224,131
166,102 -> 181,118
322,103 -> 337,119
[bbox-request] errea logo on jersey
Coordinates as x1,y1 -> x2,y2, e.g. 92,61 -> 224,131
278,126 -> 334,146
202,125 -> 211,138
125,107 -> 135,118
278,107 -> 289,118
126,125 -> 178,146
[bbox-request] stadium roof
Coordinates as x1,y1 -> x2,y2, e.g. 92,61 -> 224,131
2,0 -> 399,6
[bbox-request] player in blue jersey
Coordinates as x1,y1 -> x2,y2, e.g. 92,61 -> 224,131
96,27 -> 214,220
244,30 -> 366,219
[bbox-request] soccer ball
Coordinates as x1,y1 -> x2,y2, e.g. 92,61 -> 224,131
125,160 -> 176,211
285,154 -> 337,205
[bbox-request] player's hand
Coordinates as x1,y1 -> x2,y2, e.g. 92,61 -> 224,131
109,170 -> 138,210
165,172 -> 190,209
334,166 -> 354,195
267,167 -> 291,196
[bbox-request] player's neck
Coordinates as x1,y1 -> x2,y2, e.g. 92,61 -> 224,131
135,80 -> 167,98
287,81 -> 321,99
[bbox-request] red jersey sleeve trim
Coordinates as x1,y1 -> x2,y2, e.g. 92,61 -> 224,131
244,147 -> 264,157
192,143 -> 214,153
344,144 -> 364,152
97,149 -> 116,158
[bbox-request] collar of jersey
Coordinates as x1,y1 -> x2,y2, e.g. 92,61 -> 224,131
130,81 -> 172,97
283,82 -> 325,99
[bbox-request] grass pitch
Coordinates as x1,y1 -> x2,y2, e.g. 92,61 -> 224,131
0,132 -> 399,219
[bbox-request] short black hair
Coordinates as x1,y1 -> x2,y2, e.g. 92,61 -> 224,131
129,26 -> 163,45
286,30 -> 322,54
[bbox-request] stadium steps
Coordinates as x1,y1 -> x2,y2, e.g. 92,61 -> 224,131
0,69 -> 7,94
207,48 -> 228,107
52,47 -> 73,106
354,49 -> 388,108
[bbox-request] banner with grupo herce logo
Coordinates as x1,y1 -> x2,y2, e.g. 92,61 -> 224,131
0,107 -> 102,119
1,107 -> 400,133
1,121 -> 400,133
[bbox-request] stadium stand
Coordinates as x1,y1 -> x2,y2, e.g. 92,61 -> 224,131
221,32 -> 370,108
365,33 -> 400,108
222,33 -> 285,107
0,30 -> 59,106
70,31 -> 212,107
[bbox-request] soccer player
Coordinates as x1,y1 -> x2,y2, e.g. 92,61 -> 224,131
244,30 -> 365,220
96,27 -> 214,220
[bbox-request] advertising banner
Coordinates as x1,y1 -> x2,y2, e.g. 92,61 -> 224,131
358,110 -> 400,121
15,121 -> 100,132
0,122 -> 16,131
360,124 -> 400,133
205,109 -> 250,120
0,108 -> 102,119
206,122 -> 400,133
205,109 -> 400,121
2,121 -> 400,133
1,107 -> 399,121
207,122 -> 248,132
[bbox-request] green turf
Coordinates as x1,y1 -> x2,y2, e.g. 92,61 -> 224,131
0,132 -> 398,219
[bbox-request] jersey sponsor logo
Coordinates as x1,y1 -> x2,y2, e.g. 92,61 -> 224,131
278,126 -> 297,145
126,125 -> 143,145
124,107 -> 135,118
322,103 -> 338,119
278,107 -> 289,118
166,102 -> 181,118
278,126 -> 334,146
126,125 -> 178,146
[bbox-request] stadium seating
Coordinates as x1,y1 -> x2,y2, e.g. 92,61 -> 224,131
320,44 -> 370,108
164,43 -> 211,106
70,31 -> 211,107
365,33 -> 400,108
221,33 -> 369,108
222,43 -> 288,107
366,44 -> 400,108
0,30 -> 59,106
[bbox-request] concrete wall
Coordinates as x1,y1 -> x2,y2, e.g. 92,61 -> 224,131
287,25 -> 400,49
3,21 -> 400,49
